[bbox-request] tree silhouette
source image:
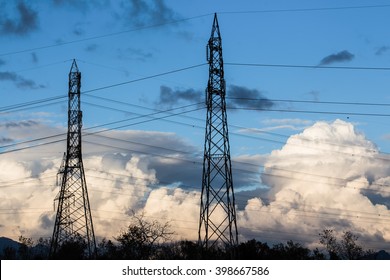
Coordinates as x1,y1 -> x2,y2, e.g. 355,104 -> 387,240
2,228 -> 379,259
52,235 -> 87,260
114,211 -> 174,259
18,236 -> 34,260
319,229 -> 364,259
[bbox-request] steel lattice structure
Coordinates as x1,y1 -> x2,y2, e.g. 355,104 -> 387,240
198,14 -> 238,250
50,59 -> 96,259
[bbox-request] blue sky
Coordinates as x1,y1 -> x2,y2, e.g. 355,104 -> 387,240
1,0 -> 390,250
1,0 -> 390,154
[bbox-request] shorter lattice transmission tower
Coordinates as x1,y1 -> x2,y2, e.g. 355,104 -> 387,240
198,13 -> 238,250
50,59 -> 96,258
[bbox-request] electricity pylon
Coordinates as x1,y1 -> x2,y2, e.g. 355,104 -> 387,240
198,13 -> 238,251
50,59 -> 96,259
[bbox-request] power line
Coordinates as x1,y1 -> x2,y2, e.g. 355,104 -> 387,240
227,97 -> 390,107
1,59 -> 389,115
4,94 -> 384,159
3,90 -> 390,117
0,138 -> 65,155
92,95 -> 390,157
229,106 -> 390,117
83,94 -> 387,156
79,106 -> 388,187
3,101 -> 389,182
70,134 -> 390,197
3,137 -> 390,198
1,3 -> 385,58
82,170 -> 390,216
3,188 -> 390,227
12,60 -> 74,73
2,3 -> 389,58
2,165 -> 390,250
0,104 -> 203,154
2,194 -> 390,229
2,92 -> 390,194
0,101 -> 204,152
3,96 -> 389,170
0,173 -> 57,188
86,151 -> 390,196
83,63 -> 207,94
0,64 -> 206,115
3,183 -> 390,228
64,203 -> 390,225
225,62 -> 390,71
0,14 -> 212,57
82,100 -> 203,130
0,95 -> 66,113
219,4 -> 390,15
3,148 -> 390,211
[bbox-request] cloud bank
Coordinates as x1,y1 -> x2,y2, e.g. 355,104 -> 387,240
1,119 -> 389,250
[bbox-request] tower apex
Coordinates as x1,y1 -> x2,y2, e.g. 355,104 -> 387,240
211,13 -> 221,38
70,59 -> 79,73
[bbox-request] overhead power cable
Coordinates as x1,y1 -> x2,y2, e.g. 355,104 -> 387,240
82,63 -> 207,94
3,90 -> 390,116
75,99 -> 390,160
0,14 -> 212,57
79,136 -> 390,195
4,183 -> 390,227
4,93 -> 385,190
2,59 -> 389,115
227,97 -> 390,107
3,126 -> 390,199
0,95 -> 66,113
3,176 -> 390,228
225,62 -> 390,71
219,4 -> 390,15
13,59 -> 74,73
3,89 -> 389,166
0,63 -> 206,115
0,99 -> 204,151
228,106 -> 390,117
1,3 -> 388,57
0,104 -> 203,154
82,94 -> 390,156
3,131 -> 390,197
2,100 -> 65,114
3,95 -> 389,162
82,99 -> 203,126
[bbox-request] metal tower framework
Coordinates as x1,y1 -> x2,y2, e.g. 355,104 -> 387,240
199,14 -> 238,250
50,60 -> 96,258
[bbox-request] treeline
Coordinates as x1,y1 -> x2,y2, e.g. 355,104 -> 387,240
0,234 -> 374,260
0,214 -> 380,260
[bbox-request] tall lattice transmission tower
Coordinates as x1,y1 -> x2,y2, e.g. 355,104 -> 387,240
50,59 -> 96,258
198,13 -> 238,250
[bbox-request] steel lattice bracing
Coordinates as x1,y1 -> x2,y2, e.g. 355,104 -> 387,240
198,13 -> 238,250
50,60 -> 96,259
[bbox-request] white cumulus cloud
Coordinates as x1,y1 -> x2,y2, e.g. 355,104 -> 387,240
238,119 -> 390,249
1,118 -> 390,252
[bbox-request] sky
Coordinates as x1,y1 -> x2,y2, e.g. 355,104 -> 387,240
1,0 -> 390,252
